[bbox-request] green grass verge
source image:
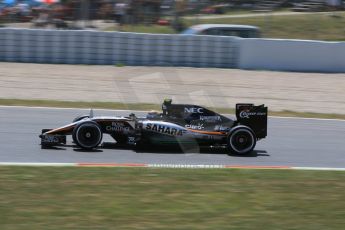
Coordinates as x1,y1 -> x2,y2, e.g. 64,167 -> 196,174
104,11 -> 345,41
0,98 -> 161,111
1,98 -> 344,120
183,9 -> 282,17
104,24 -> 176,34
185,12 -> 345,41
0,167 -> 344,229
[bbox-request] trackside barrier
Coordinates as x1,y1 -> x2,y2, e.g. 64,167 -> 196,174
239,38 -> 345,73
0,28 -> 239,68
1,28 -> 345,72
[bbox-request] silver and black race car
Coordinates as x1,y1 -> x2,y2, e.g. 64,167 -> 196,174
40,99 -> 267,155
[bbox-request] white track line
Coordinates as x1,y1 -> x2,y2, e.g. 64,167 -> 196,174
292,167 -> 345,171
268,116 -> 345,122
1,162 -> 345,171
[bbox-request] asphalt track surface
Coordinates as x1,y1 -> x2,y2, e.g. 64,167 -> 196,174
0,106 -> 344,168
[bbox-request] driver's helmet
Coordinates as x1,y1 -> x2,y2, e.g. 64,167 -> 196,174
146,110 -> 160,119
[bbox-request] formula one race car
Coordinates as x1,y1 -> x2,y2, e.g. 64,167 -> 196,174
40,99 -> 267,155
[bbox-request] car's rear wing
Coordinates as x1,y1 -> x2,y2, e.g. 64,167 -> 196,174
235,104 -> 267,139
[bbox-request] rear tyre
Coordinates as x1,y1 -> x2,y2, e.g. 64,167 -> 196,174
227,126 -> 256,155
72,121 -> 102,150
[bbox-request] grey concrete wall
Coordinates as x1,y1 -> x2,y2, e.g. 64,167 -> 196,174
0,28 -> 239,68
2,28 -> 345,72
239,38 -> 345,73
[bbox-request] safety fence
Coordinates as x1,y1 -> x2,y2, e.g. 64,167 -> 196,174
239,38 -> 345,73
0,28 -> 239,68
1,28 -> 345,72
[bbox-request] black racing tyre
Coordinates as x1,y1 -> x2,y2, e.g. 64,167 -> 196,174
72,121 -> 103,149
73,115 -> 89,123
227,126 -> 256,155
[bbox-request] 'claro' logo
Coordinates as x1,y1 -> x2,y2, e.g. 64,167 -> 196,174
146,123 -> 186,136
240,111 -> 266,119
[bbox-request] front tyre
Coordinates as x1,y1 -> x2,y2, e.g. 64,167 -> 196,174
72,121 -> 103,150
227,126 -> 256,155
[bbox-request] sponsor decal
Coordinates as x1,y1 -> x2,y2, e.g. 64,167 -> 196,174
146,123 -> 185,136
106,122 -> 130,132
215,125 -> 230,132
185,123 -> 204,130
200,115 -> 221,122
42,135 -> 59,143
239,111 -> 266,119
128,136 -> 135,144
184,107 -> 204,114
